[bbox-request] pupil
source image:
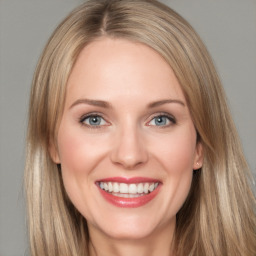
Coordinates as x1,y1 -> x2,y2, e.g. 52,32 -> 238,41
156,116 -> 166,125
90,117 -> 100,125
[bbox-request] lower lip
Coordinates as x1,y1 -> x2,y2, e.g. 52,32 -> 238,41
97,185 -> 161,208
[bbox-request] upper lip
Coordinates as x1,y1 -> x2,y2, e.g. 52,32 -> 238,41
96,176 -> 161,184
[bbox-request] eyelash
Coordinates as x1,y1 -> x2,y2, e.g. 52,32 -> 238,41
79,112 -> 176,129
147,113 -> 177,128
79,113 -> 108,129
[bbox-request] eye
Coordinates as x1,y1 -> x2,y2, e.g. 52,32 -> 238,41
148,114 -> 176,127
80,114 -> 107,127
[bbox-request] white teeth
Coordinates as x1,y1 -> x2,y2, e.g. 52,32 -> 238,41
149,183 -> 155,192
120,183 -> 129,193
113,182 -> 119,193
104,183 -> 108,191
112,193 -> 144,198
108,182 -> 113,192
99,181 -> 159,195
137,183 -> 144,193
128,184 -> 137,194
144,183 -> 149,194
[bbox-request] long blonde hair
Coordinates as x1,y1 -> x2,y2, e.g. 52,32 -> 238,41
25,0 -> 256,255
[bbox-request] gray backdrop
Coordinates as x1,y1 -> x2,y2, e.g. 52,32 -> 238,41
0,0 -> 255,255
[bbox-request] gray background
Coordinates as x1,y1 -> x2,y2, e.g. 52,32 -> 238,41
0,0 -> 255,255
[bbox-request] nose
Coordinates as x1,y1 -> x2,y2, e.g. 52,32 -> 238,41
110,125 -> 148,169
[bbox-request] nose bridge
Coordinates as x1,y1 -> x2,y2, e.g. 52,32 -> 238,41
110,121 -> 148,169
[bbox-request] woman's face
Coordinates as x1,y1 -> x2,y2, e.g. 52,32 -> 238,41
51,38 -> 203,241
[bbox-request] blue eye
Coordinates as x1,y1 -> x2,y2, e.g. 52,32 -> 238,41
81,115 -> 107,126
148,115 -> 175,126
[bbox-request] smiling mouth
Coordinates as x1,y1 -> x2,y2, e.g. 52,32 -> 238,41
96,177 -> 161,207
98,181 -> 159,198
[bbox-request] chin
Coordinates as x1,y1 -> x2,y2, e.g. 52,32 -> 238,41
93,212 -> 171,241
103,225 -> 155,240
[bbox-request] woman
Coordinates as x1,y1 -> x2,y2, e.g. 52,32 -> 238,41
25,0 -> 256,255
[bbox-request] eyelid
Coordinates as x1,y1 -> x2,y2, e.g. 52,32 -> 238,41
79,112 -> 110,128
146,112 -> 176,126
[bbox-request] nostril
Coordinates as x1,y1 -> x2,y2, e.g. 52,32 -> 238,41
110,127 -> 148,169
110,140 -> 148,169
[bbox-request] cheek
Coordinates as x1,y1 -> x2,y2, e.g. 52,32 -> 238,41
58,133 -> 86,176
153,126 -> 197,172
56,124 -> 105,217
56,123 -> 96,188
57,124 -> 103,176
151,126 -> 196,213
56,121 -> 112,187
57,126 -> 87,197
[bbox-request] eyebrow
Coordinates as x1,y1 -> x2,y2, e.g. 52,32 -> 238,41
147,99 -> 185,108
69,99 -> 112,109
69,98 -> 185,109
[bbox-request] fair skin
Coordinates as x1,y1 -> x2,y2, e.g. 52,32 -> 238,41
51,37 -> 203,256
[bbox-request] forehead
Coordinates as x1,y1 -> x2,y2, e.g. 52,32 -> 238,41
66,37 -> 185,106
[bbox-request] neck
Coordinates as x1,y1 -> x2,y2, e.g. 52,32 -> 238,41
88,221 -> 175,256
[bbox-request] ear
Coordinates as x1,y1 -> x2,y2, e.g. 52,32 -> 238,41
49,141 -> 61,164
193,141 -> 203,170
